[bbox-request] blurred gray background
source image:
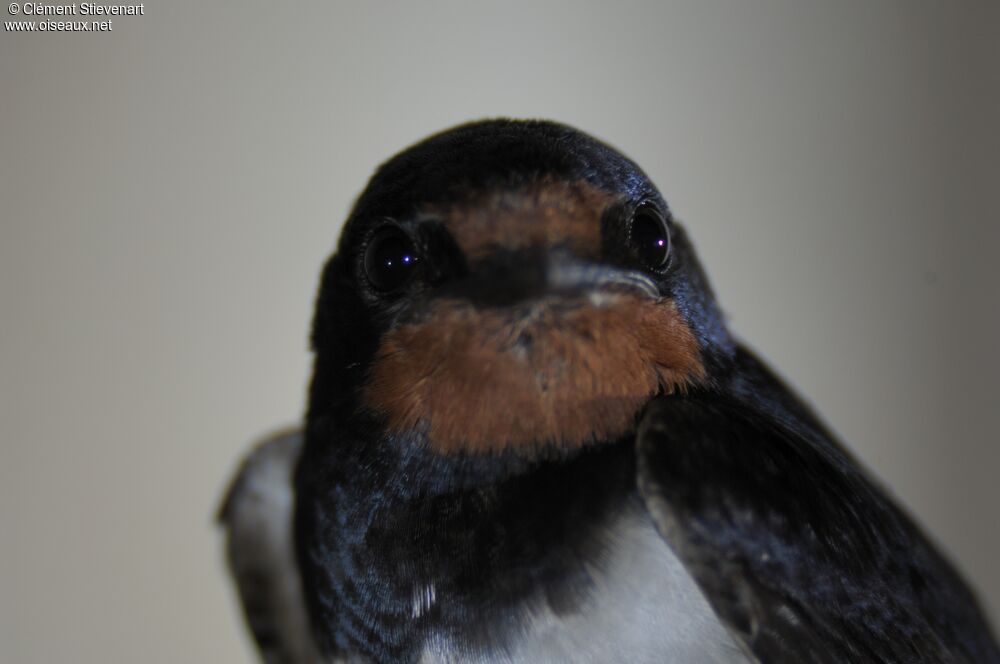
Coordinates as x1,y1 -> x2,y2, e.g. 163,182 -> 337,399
2,2 -> 997,662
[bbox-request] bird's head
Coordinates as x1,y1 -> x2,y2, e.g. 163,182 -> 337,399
308,120 -> 735,462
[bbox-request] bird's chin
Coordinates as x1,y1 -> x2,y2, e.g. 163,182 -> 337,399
361,293 -> 705,457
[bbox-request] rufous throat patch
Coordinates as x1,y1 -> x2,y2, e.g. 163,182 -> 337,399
362,295 -> 704,455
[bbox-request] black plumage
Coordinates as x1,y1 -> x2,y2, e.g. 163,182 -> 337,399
220,119 -> 1000,664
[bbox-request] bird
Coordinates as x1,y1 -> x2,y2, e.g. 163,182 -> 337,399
219,119 -> 1000,664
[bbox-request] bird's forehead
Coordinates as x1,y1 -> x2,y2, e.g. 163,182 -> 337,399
421,178 -> 620,261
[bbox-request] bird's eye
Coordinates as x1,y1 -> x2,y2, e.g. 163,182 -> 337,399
364,226 -> 421,292
627,204 -> 671,271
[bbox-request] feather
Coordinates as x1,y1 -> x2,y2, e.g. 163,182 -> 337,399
637,393 -> 1000,663
218,431 -> 328,664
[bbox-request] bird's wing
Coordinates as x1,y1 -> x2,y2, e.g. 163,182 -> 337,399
218,430 -> 328,664
636,395 -> 1000,664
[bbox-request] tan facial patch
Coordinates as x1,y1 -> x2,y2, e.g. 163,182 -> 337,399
426,179 -> 617,262
361,295 -> 704,456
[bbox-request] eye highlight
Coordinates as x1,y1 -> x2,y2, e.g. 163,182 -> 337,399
364,226 -> 421,292
627,204 -> 670,271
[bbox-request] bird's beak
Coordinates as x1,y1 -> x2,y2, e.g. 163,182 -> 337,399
546,260 -> 660,299
439,248 -> 660,307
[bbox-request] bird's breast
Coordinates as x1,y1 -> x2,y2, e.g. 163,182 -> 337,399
416,503 -> 749,664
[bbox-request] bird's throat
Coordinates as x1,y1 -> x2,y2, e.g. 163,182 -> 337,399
361,295 -> 704,456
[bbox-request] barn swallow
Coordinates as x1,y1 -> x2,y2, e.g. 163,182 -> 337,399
219,119 -> 1000,663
